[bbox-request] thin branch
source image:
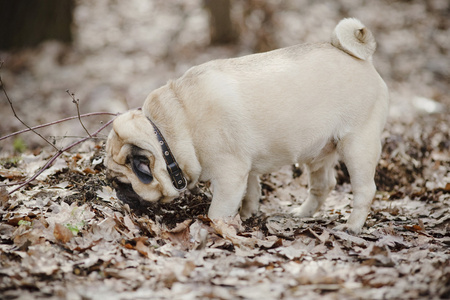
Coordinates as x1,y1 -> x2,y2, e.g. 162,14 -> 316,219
0,112 -> 117,142
0,62 -> 60,151
49,135 -> 106,140
5,116 -> 117,194
66,89 -> 92,138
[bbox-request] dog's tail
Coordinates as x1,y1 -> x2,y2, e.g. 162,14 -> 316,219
331,18 -> 376,61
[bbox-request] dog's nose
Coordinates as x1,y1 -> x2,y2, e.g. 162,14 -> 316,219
111,179 -> 145,209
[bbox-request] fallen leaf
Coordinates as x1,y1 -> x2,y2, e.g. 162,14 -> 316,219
135,238 -> 151,258
82,167 -> 97,174
0,187 -> 9,207
54,223 -> 74,243
0,169 -> 24,180
123,214 -> 139,236
96,186 -> 118,203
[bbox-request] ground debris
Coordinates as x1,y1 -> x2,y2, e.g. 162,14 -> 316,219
0,134 -> 447,299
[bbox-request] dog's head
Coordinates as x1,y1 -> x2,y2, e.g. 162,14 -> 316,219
105,110 -> 181,204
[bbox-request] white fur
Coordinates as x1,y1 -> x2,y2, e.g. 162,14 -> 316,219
331,18 -> 376,61
105,18 -> 389,234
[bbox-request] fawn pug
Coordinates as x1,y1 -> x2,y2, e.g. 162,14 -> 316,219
105,18 -> 389,234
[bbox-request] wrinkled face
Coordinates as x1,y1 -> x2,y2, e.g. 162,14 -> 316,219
104,110 -> 180,205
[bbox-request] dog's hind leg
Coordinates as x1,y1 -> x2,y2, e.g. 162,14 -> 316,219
335,129 -> 382,234
292,151 -> 337,218
240,173 -> 261,220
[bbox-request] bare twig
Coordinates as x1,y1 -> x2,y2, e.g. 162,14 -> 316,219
66,89 -> 92,138
49,135 -> 105,140
0,60 -> 121,193
0,112 -> 117,142
5,116 -> 117,194
0,61 -> 60,151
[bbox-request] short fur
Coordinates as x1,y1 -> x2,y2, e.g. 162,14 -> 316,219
105,18 -> 389,234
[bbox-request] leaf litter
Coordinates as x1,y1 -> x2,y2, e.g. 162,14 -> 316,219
1,0 -> 449,299
0,113 -> 449,299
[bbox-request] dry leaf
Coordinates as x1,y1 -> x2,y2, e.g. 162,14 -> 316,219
0,187 -> 9,207
0,169 -> 24,180
53,223 -> 74,244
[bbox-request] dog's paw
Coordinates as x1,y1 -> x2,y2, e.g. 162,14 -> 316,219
333,223 -> 362,235
290,206 -> 314,218
239,210 -> 255,221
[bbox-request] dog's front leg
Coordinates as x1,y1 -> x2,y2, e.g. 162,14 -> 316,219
207,167 -> 249,220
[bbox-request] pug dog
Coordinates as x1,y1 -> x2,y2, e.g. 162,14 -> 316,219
105,18 -> 389,234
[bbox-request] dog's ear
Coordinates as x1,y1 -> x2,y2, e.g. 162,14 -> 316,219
131,155 -> 153,184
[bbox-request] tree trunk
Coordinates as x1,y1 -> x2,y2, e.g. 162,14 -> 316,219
0,0 -> 75,51
204,0 -> 238,45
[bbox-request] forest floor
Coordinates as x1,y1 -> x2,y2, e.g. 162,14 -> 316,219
1,0 -> 449,299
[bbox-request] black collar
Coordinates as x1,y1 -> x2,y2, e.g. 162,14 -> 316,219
146,117 -> 187,191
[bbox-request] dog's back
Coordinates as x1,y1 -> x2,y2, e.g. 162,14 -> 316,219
169,19 -> 388,173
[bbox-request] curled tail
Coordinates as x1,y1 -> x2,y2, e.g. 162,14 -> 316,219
331,18 -> 376,61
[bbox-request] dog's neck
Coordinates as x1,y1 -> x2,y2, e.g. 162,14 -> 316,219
146,117 -> 187,191
142,84 -> 202,189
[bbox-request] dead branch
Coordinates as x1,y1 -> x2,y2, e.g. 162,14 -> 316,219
5,116 -> 117,195
0,112 -> 117,142
0,60 -> 120,194
66,89 -> 92,138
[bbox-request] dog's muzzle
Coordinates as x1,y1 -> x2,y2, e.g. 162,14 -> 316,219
111,179 -> 147,209
110,178 -> 172,209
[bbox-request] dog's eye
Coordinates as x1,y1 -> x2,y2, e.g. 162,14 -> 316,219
131,156 -> 153,184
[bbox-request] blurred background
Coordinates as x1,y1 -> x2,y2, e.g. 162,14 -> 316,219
0,0 -> 449,153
